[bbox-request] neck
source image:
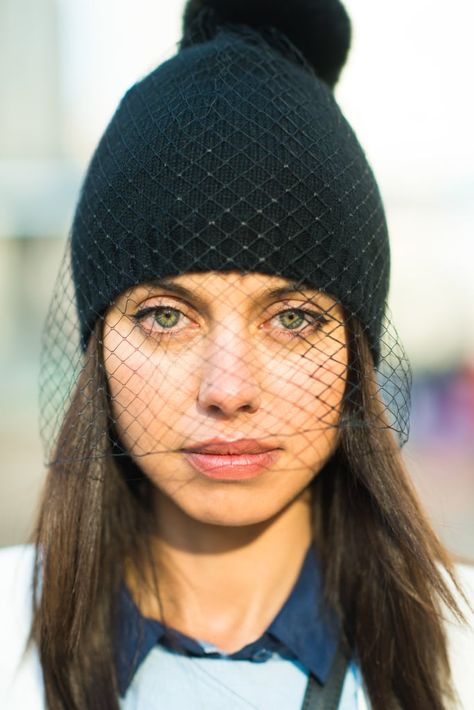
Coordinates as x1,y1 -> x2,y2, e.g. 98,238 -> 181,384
128,488 -> 313,653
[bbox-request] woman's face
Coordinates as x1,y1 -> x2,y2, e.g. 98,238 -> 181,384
103,272 -> 348,526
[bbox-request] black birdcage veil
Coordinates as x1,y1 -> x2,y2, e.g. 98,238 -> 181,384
39,259 -> 411,469
39,4 -> 411,470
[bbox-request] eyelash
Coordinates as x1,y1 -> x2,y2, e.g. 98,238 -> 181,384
133,305 -> 329,338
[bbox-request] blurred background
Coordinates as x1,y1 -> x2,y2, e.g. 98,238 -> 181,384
1,0 -> 473,556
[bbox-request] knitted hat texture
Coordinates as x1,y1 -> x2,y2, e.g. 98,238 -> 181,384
71,0 -> 390,363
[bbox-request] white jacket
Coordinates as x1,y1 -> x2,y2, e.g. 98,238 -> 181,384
0,545 -> 473,709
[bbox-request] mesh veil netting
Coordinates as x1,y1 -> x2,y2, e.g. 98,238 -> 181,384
39,24 -> 411,471
39,250 -> 411,470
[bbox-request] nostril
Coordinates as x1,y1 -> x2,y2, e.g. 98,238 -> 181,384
208,404 -> 222,415
206,399 -> 258,417
197,384 -> 261,417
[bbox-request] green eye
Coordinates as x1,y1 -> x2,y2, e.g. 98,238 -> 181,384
278,310 -> 305,330
134,304 -> 192,336
275,308 -> 328,334
154,308 -> 181,329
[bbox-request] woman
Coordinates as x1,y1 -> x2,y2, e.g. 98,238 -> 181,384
1,0 -> 473,708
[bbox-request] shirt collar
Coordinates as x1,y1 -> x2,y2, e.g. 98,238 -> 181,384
266,543 -> 340,683
115,543 -> 340,697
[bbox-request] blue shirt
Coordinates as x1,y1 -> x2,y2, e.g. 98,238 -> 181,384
115,544 -> 341,698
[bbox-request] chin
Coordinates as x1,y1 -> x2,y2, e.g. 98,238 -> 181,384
186,508 -> 274,527
177,489 -> 300,528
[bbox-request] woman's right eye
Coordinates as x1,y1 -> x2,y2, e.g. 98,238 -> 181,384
134,306 -> 191,334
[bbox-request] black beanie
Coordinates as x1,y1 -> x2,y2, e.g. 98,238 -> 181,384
71,0 -> 390,363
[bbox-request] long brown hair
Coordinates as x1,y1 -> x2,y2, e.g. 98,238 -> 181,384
31,316 -> 466,709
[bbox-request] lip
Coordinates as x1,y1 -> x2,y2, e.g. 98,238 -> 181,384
182,438 -> 282,480
182,438 -> 279,455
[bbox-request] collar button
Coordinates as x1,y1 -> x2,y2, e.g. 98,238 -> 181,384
252,649 -> 272,662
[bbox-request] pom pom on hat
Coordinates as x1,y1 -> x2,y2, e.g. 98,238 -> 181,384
182,0 -> 351,87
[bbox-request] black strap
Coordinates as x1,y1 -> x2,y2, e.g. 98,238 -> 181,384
301,641 -> 350,710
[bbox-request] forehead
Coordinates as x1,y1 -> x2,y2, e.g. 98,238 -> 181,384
124,271 -> 339,310
167,271 -> 303,298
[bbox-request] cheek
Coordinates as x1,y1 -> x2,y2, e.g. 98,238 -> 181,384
267,337 -> 348,429
104,337 -> 197,451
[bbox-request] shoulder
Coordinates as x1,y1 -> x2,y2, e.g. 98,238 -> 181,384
0,545 -> 44,709
0,543 -> 36,586
445,560 -> 474,636
0,544 -> 36,625
0,544 -> 36,624
444,562 -> 474,710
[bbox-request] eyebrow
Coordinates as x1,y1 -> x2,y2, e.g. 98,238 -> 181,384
148,278 -> 323,309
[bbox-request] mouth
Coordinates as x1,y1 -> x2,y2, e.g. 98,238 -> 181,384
182,438 -> 279,455
181,438 -> 282,480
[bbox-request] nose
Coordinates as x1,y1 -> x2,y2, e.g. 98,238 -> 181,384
197,323 -> 261,417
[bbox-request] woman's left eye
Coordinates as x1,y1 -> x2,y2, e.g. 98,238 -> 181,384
272,308 -> 328,333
